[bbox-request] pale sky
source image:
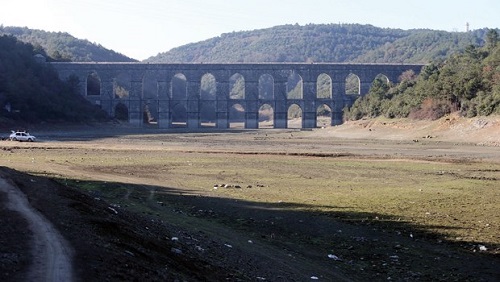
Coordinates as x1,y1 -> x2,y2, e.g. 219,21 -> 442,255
1,0 -> 499,60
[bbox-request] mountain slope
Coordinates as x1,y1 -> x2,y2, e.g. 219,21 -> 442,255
0,26 -> 136,62
145,24 -> 492,64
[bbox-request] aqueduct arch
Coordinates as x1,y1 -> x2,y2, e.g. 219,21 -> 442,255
51,62 -> 423,129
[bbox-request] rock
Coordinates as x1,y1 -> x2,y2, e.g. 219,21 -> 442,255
171,248 -> 182,254
328,254 -> 341,261
124,250 -> 135,257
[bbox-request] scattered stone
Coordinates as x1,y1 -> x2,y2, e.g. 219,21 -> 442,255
328,254 -> 341,261
124,250 -> 135,257
171,248 -> 182,254
107,206 -> 118,214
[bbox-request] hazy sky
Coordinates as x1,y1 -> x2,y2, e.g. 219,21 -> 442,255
2,0 -> 499,60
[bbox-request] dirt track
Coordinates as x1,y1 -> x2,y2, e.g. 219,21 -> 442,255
0,178 -> 74,282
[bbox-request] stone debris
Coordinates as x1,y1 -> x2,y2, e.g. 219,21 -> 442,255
213,183 -> 267,189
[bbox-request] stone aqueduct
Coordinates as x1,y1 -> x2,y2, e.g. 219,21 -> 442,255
50,62 -> 423,129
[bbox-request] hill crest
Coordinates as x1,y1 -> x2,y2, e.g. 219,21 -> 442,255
0,25 -> 136,62
145,23 -> 491,64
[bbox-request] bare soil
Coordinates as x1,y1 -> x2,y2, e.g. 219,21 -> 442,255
318,113 -> 500,147
0,114 -> 499,281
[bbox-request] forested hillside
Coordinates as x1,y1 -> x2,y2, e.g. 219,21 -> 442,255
146,24 -> 491,64
0,35 -> 108,124
2,24 -> 493,64
0,26 -> 136,62
354,29 -> 489,63
345,30 -> 500,120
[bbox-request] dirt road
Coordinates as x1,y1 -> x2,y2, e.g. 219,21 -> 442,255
0,177 -> 74,282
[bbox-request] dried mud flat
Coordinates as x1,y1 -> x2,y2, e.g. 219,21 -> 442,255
0,115 -> 499,281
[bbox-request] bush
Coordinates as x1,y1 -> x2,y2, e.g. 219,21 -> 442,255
461,90 -> 500,117
408,98 -> 458,120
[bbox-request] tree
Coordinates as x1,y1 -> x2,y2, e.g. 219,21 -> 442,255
486,29 -> 499,50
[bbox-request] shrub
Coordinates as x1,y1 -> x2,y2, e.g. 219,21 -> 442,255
408,98 -> 458,120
